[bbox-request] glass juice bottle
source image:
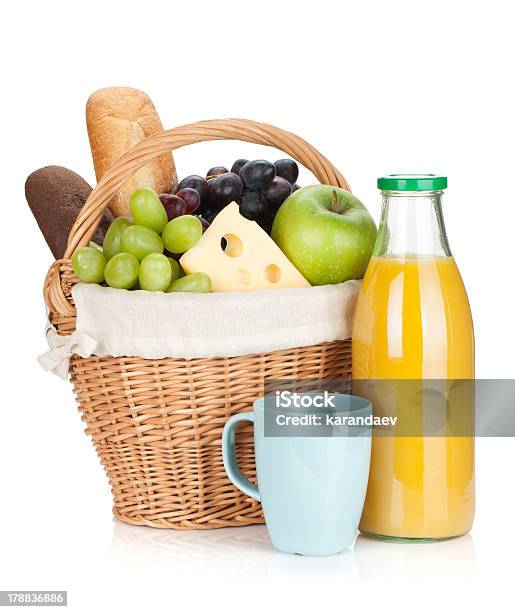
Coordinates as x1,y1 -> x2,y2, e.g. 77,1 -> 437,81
352,175 -> 475,540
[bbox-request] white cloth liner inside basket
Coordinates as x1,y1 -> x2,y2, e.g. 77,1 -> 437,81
38,280 -> 360,379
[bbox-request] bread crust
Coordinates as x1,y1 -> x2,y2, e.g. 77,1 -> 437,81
25,165 -> 113,259
86,87 -> 176,217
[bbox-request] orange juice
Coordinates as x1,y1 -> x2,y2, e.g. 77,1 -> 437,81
353,175 -> 474,540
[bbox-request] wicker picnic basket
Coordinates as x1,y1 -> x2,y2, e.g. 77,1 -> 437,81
43,118 -> 353,530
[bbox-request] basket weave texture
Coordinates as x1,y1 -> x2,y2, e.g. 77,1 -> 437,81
44,119 -> 353,529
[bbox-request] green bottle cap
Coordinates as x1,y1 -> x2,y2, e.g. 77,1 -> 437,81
377,174 -> 448,191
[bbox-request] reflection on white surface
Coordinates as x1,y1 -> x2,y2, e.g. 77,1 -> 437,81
267,548 -> 359,580
111,519 -> 360,580
111,520 -> 476,582
111,519 -> 273,577
354,533 -> 476,580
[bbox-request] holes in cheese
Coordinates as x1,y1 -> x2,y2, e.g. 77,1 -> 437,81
265,264 -> 281,283
179,202 -> 310,292
222,233 -> 243,257
236,268 -> 252,285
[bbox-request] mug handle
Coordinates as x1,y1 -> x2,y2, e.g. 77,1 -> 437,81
222,412 -> 261,501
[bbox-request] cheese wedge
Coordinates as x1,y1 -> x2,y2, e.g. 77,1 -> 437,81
180,203 -> 310,292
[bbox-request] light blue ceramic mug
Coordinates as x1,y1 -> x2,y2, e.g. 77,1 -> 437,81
222,392 -> 372,556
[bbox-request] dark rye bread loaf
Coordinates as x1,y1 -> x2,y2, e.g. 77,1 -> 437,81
25,165 -> 113,259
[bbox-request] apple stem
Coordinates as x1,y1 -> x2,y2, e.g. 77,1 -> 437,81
330,189 -> 345,214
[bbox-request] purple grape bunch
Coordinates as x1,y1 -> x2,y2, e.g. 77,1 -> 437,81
160,158 -> 300,234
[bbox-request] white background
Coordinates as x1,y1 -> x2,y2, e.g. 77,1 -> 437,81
2,0 -> 514,610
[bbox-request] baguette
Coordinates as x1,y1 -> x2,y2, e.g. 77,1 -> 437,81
86,87 -> 176,217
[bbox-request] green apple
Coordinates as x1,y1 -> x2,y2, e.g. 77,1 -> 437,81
271,185 -> 377,285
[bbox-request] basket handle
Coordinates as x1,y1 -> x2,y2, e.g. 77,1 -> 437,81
45,118 -> 351,315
